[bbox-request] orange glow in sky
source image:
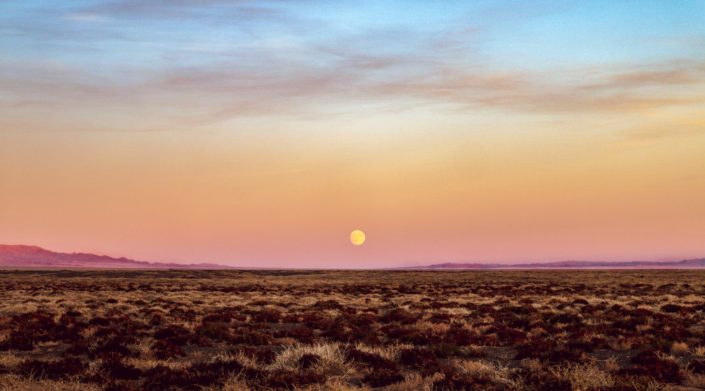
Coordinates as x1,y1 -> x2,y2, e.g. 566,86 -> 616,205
1,1 -> 704,267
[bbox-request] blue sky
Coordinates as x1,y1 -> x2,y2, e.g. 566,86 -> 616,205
2,1 -> 704,125
3,1 -> 703,79
1,1 -> 704,266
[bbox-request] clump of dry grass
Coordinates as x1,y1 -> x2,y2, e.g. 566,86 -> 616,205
206,377 -> 252,391
550,362 -> 615,390
520,358 -> 542,373
694,346 -> 705,357
0,353 -> 23,368
684,372 -> 705,389
670,341 -> 689,355
0,375 -> 100,391
454,359 -> 520,388
602,357 -> 620,373
380,373 -> 442,391
353,343 -> 412,361
269,343 -> 353,381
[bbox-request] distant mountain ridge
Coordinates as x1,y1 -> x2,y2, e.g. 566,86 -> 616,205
0,245 -> 231,269
414,259 -> 705,270
2,244 -> 703,270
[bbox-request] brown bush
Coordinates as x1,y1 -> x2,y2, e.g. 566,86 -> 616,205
18,357 -> 86,380
619,350 -> 682,383
363,368 -> 405,387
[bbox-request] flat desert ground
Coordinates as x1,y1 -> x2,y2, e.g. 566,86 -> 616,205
1,270 -> 704,390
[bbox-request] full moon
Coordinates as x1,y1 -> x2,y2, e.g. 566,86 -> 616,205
350,230 -> 366,246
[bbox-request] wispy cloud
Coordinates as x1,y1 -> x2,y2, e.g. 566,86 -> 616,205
2,1 -> 704,132
3,49 -> 703,129
81,0 -> 289,22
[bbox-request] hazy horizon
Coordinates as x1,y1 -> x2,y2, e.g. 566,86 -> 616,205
3,238 -> 705,270
2,1 -> 705,268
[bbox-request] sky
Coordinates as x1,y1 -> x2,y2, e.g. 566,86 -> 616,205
1,1 -> 704,268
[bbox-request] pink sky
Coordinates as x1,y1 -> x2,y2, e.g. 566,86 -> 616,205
1,1 -> 704,267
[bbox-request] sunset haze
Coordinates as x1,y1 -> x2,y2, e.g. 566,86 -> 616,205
1,1 -> 704,268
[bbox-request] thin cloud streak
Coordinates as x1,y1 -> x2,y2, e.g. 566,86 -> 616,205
3,52 -> 705,132
3,1 -> 704,132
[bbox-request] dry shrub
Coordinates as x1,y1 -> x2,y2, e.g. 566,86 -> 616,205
200,376 -> 252,391
0,374 -> 101,391
694,346 -> 705,357
363,368 -> 404,388
352,343 -> 411,362
685,372 -> 705,389
619,350 -> 682,383
270,343 -> 352,381
550,362 -> 615,390
17,358 -> 86,380
299,354 -> 321,369
520,358 -> 542,373
381,372 -> 442,391
602,357 -> 620,373
399,348 -> 440,375
454,359 -> 520,388
0,353 -> 23,369
263,369 -> 326,389
670,341 -> 689,355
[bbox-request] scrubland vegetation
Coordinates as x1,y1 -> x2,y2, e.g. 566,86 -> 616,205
1,270 -> 704,390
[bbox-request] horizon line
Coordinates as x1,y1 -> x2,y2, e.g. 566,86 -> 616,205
1,243 -> 704,270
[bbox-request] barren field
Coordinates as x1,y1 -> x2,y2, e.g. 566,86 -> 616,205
1,270 -> 704,390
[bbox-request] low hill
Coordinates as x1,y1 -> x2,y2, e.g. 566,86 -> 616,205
0,245 -> 230,269
415,258 -> 705,269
